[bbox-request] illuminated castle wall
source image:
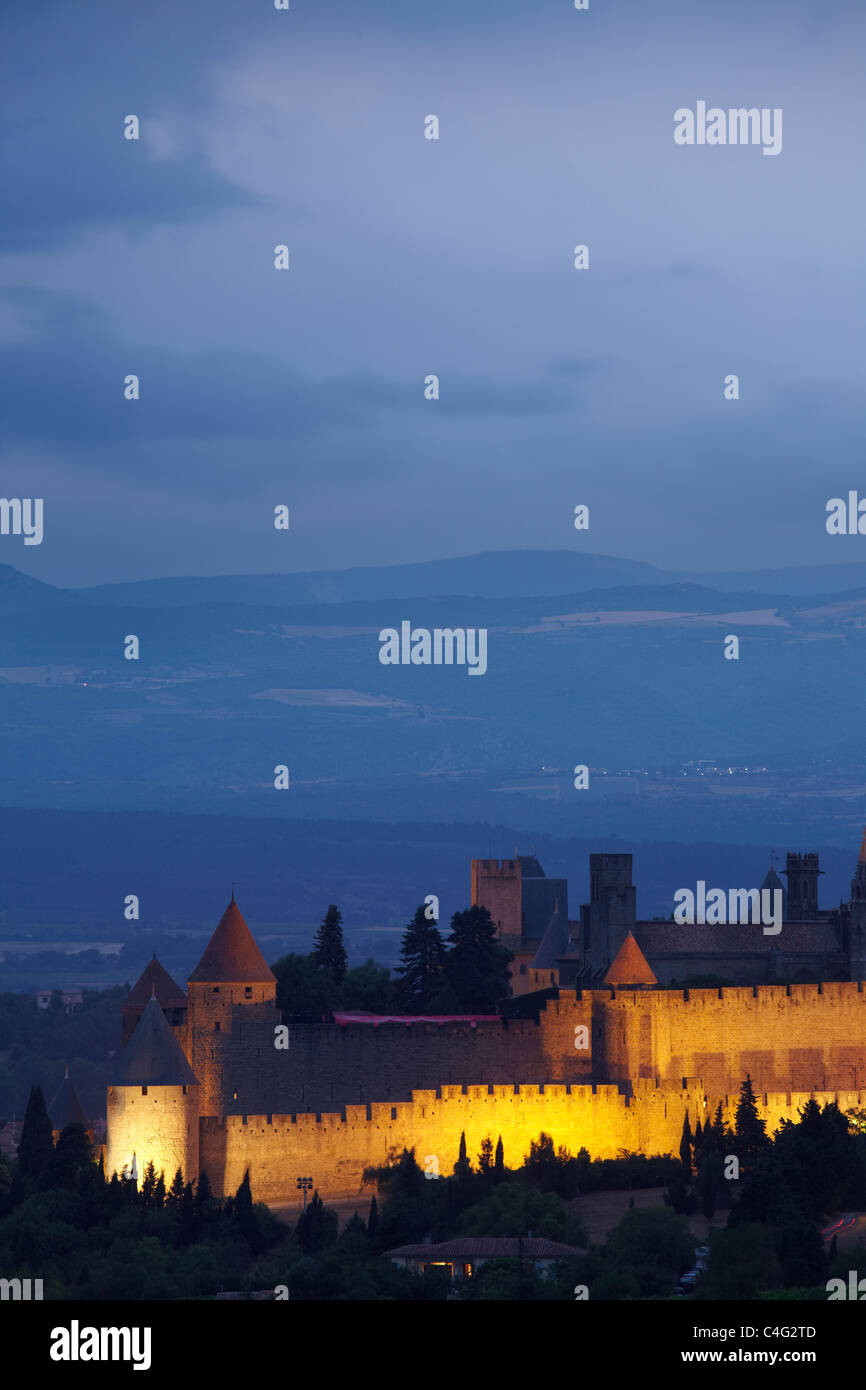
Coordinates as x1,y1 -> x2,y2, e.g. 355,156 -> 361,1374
106,897 -> 866,1203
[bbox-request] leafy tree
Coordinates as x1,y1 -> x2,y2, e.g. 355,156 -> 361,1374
597,1207 -> 694,1299
312,905 -> 348,983
270,952 -> 336,1018
293,1192 -> 338,1255
396,906 -> 446,1012
46,1123 -> 92,1190
341,959 -> 394,1013
478,1137 -> 494,1176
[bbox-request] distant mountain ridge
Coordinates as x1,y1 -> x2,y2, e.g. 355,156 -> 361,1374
5,549 -> 866,611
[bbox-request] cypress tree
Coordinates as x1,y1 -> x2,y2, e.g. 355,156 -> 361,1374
396,905 -> 446,1012
494,1135 -> 505,1179
679,1113 -> 693,1175
367,1194 -> 379,1243
313,905 -> 348,983
233,1169 -> 256,1242
17,1085 -> 54,1184
478,1137 -> 494,1175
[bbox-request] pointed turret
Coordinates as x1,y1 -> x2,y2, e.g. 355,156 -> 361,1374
122,955 -> 188,1048
530,900 -> 570,969
760,855 -> 787,919
604,931 -> 657,988
114,995 -> 198,1086
188,898 -> 276,984
48,1063 -> 90,1135
185,898 -> 278,1118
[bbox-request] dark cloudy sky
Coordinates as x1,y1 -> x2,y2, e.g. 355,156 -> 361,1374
1,0 -> 864,586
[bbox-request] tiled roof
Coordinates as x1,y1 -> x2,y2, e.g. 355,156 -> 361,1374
113,995 -> 198,1086
188,898 -> 276,984
384,1237 -> 585,1260
634,920 -> 839,957
605,931 -> 657,986
125,956 -> 187,1009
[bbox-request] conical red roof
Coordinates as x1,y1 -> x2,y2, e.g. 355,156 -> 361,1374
604,931 -> 657,987
188,899 -> 276,984
126,956 -> 187,1009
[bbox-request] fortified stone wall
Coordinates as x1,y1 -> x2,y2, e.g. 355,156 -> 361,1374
206,983 -> 866,1117
200,1081 -> 866,1203
597,982 -> 866,1094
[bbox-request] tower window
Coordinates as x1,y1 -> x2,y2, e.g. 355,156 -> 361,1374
214,1021 -> 221,1032
141,1086 -> 147,1096
212,986 -> 220,993
182,1086 -> 187,1095
244,987 -> 253,998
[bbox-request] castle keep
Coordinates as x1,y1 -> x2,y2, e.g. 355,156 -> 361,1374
107,855 -> 866,1203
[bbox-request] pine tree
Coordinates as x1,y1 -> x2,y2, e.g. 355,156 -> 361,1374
141,1159 -> 158,1207
711,1100 -> 727,1144
694,1118 -> 703,1151
444,905 -> 512,1012
312,905 -> 348,983
17,1085 -> 54,1184
734,1075 -> 769,1166
396,905 -> 446,1012
168,1168 -> 185,1207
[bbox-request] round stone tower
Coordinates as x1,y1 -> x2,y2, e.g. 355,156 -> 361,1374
106,993 -> 199,1186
